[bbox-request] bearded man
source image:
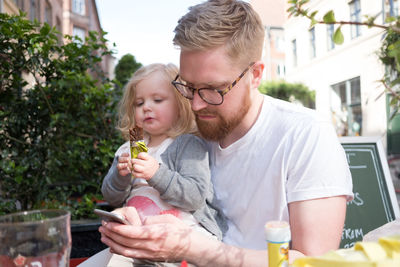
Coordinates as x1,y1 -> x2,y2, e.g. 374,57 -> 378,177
97,1 -> 353,266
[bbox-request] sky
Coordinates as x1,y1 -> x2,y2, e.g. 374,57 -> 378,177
95,0 -> 205,67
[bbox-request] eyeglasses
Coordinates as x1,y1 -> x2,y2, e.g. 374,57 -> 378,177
171,62 -> 255,105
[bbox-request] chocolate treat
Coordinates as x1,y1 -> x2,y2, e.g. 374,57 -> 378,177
129,126 -> 148,161
129,126 -> 143,144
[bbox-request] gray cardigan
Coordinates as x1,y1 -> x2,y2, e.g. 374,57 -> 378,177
101,134 -> 226,240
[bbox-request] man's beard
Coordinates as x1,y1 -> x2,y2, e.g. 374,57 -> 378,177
195,92 -> 251,141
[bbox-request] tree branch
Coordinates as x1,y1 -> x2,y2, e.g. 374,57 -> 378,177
382,80 -> 400,99
1,132 -> 27,145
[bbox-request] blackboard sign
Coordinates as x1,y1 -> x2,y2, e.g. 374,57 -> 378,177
339,136 -> 400,248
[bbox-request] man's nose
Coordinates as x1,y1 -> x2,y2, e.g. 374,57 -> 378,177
191,91 -> 208,111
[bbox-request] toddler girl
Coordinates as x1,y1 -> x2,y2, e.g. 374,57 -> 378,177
101,63 -> 224,266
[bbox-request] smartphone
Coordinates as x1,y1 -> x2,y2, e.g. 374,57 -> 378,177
94,209 -> 130,225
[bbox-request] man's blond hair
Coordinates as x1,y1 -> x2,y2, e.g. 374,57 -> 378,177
117,63 -> 196,141
173,0 -> 265,66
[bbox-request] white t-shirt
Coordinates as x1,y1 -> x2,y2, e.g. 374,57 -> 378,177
209,95 -> 354,249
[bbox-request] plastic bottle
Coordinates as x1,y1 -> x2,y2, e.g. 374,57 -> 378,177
264,220 -> 291,267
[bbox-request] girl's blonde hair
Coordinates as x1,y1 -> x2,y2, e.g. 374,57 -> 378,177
173,0 -> 264,67
117,63 -> 196,141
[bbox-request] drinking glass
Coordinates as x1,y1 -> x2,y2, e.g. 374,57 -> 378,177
0,209 -> 71,267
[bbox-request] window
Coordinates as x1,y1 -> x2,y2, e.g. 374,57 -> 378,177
56,17 -> 63,45
72,0 -> 85,15
16,0 -> 24,10
44,2 -> 52,26
292,39 -> 297,67
73,26 -> 86,43
350,0 -> 362,39
30,0 -> 40,22
309,27 -> 316,58
384,0 -> 399,20
331,77 -> 362,136
275,36 -> 285,52
327,24 -> 335,51
277,63 -> 286,78
387,95 -> 400,154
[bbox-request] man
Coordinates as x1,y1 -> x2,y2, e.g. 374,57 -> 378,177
98,0 -> 353,266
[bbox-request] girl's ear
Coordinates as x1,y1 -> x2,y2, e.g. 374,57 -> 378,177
250,61 -> 264,90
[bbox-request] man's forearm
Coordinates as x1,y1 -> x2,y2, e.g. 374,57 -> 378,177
185,232 -> 305,267
184,232 -> 267,267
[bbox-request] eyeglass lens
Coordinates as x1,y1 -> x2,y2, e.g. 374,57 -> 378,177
175,84 -> 222,105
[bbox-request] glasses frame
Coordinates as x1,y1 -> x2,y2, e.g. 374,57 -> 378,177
172,62 -> 255,105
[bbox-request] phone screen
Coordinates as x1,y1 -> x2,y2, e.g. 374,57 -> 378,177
94,209 -> 130,225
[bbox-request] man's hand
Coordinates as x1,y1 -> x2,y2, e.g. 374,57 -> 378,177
99,207 -> 277,266
99,207 -> 193,262
131,152 -> 159,180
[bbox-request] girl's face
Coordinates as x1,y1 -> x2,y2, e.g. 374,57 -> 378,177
134,72 -> 179,139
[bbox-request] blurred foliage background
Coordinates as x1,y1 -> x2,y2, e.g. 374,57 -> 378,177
258,80 -> 315,108
114,53 -> 142,87
0,13 -> 124,219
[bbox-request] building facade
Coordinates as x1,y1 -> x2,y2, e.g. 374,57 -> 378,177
250,0 -> 400,153
283,0 -> 400,153
62,0 -> 114,79
251,0 -> 287,81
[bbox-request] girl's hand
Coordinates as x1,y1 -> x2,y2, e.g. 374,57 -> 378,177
117,153 -> 133,177
131,152 -> 159,180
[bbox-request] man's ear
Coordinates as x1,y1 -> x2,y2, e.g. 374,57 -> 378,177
250,61 -> 264,89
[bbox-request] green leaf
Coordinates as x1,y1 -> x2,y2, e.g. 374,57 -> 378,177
310,19 -> 318,28
310,11 -> 318,19
299,0 -> 309,4
287,6 -> 296,14
389,77 -> 400,87
323,10 -> 335,23
390,96 -> 398,106
333,27 -> 344,45
385,16 -> 396,23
